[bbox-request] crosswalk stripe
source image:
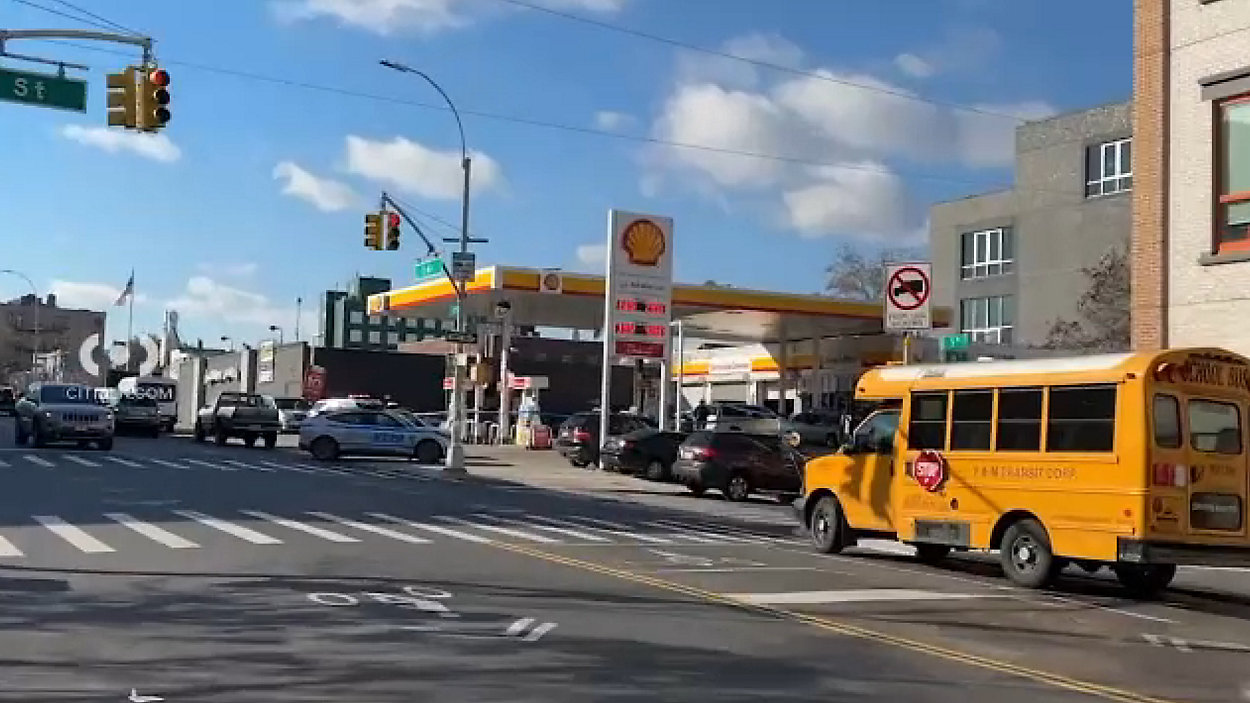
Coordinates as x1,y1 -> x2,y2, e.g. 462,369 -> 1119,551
172,510 -> 282,544
368,513 -> 495,544
62,454 -> 101,467
307,512 -> 432,544
184,458 -> 235,471
476,514 -> 610,542
240,511 -> 359,543
0,534 -> 23,557
642,522 -> 722,543
527,515 -> 674,544
104,513 -> 199,549
556,516 -> 676,544
435,516 -> 561,543
104,456 -> 143,468
258,460 -> 316,474
148,458 -> 189,470
0,458 -> 10,468
33,515 -> 115,553
680,518 -> 782,541
223,459 -> 273,472
299,463 -> 354,476
650,520 -> 763,543
23,455 -> 53,467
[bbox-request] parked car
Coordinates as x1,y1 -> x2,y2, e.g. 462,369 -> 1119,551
600,428 -> 688,480
0,386 -> 15,416
299,409 -> 448,463
705,402 -> 782,434
784,410 -> 844,447
110,395 -> 161,437
555,411 -> 654,467
14,383 -> 115,449
268,396 -> 312,433
672,430 -> 802,502
194,391 -> 282,448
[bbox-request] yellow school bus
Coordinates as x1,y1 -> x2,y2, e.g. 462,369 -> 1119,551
796,347 -> 1250,595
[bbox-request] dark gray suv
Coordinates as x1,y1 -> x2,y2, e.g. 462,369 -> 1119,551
15,383 -> 115,449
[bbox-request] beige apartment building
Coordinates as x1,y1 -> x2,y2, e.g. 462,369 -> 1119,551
1132,0 -> 1250,352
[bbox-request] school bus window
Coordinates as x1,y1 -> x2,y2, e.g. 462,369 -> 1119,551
950,390 -> 993,450
908,392 -> 948,450
1152,394 -> 1182,449
1046,384 -> 1116,452
1188,399 -> 1242,454
996,387 -> 1043,450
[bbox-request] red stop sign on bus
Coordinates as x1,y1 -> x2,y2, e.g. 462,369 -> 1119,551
913,450 -> 946,492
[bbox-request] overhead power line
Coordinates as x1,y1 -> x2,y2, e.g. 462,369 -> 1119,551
488,0 -> 1029,122
9,0 -> 123,33
47,0 -> 143,37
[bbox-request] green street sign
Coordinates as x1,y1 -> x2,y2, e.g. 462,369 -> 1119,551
415,257 -> 444,281
0,67 -> 87,113
941,333 -> 971,351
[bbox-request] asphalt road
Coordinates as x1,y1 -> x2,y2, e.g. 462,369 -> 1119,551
1,418 -> 1249,702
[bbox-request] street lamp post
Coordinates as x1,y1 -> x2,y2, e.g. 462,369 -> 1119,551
380,58 -> 472,474
220,335 -> 233,352
0,269 -> 40,379
268,325 -> 284,345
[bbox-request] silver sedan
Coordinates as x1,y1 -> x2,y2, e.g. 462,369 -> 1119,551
299,409 -> 448,463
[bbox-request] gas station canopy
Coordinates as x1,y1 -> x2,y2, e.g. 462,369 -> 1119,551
367,266 -> 951,343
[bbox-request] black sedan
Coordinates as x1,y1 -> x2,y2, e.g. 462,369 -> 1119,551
600,428 -> 688,480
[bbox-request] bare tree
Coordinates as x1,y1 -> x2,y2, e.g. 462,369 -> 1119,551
1043,247 -> 1130,353
825,243 -> 924,301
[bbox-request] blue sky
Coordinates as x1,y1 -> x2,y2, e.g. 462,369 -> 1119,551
0,0 -> 1131,347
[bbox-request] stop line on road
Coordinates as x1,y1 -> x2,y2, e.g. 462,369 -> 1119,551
0,451 -> 441,481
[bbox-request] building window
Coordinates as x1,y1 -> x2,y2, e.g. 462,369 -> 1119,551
349,310 -> 364,325
369,315 -> 381,325
406,331 -> 420,341
1086,138 -> 1132,197
348,329 -> 362,343
1217,96 -> 1250,250
388,331 -> 400,345
368,330 -> 381,344
960,228 -> 1014,279
959,295 -> 1013,344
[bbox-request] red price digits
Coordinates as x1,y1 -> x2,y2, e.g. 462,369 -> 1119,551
614,322 -> 637,335
645,302 -> 666,315
645,325 -> 666,337
616,299 -> 638,313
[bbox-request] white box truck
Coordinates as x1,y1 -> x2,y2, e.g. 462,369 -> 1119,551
117,375 -> 178,431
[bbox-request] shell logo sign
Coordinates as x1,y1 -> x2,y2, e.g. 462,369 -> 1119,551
621,219 -> 666,267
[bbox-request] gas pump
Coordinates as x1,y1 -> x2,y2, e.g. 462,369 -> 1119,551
510,375 -> 549,448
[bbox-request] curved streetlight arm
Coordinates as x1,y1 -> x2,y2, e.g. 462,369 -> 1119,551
379,60 -> 467,162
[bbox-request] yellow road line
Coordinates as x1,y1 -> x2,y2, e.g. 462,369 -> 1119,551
489,541 -> 1176,703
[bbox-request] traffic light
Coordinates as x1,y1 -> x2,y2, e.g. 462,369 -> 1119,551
385,211 -> 401,250
106,67 -> 138,129
138,67 -> 171,131
364,211 -> 383,250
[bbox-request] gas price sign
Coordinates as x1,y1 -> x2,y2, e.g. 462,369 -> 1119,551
603,210 -> 674,361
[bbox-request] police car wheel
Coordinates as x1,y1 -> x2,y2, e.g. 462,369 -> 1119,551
311,436 -> 339,461
415,439 -> 441,464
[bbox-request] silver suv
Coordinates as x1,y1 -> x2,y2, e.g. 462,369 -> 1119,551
15,383 -> 115,450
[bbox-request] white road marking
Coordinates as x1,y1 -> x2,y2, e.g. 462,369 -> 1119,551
644,521 -> 738,544
171,510 -> 282,545
852,539 -> 918,557
530,512 -> 675,545
104,513 -> 199,549
522,622 -> 557,642
256,460 -> 315,474
367,513 -> 494,544
434,516 -> 561,544
657,566 -> 821,573
128,688 -> 164,703
23,455 -> 53,468
240,511 -> 359,543
661,519 -> 774,543
223,459 -> 273,472
183,458 -> 236,471
298,463 -> 354,476
307,512 -> 432,544
33,515 -> 115,553
0,458 -> 10,467
505,617 -> 535,636
62,454 -> 101,467
147,458 -> 190,470
0,534 -> 24,557
478,515 -> 611,543
728,589 -> 1004,605
105,456 -> 144,468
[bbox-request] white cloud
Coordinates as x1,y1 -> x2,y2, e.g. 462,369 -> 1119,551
273,160 -> 361,212
344,135 -> 503,200
48,280 -> 149,311
166,276 -> 297,330
676,32 -> 805,90
575,243 -> 606,268
957,100 -> 1058,168
196,262 -> 259,277
272,0 -> 626,35
59,125 -> 181,163
782,164 -> 912,239
594,110 -> 636,132
894,53 -> 935,79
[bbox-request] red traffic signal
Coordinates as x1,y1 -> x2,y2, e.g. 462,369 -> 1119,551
149,68 -> 170,88
387,212 -> 401,229
385,211 -> 401,250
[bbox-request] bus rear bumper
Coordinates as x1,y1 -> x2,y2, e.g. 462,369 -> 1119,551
1118,537 -> 1250,567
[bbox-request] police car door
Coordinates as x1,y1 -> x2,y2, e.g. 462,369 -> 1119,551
369,411 -> 416,455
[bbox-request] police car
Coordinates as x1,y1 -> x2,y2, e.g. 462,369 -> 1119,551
298,408 -> 449,463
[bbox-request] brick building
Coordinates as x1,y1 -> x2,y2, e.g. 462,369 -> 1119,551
1132,0 -> 1250,352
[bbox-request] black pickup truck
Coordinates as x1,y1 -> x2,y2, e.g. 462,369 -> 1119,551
194,391 -> 282,448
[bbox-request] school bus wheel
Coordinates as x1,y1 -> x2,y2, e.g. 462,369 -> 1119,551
999,518 -> 1057,589
808,495 -> 845,554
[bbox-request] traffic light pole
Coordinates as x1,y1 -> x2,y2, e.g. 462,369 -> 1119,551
0,29 -> 154,66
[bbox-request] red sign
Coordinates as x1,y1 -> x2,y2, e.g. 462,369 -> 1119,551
615,340 -> 665,358
442,376 -> 454,390
913,450 -> 946,492
887,266 -> 930,311
302,365 -> 327,402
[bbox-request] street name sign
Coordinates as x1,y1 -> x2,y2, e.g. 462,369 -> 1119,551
415,257 -> 444,281
0,67 -> 87,113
